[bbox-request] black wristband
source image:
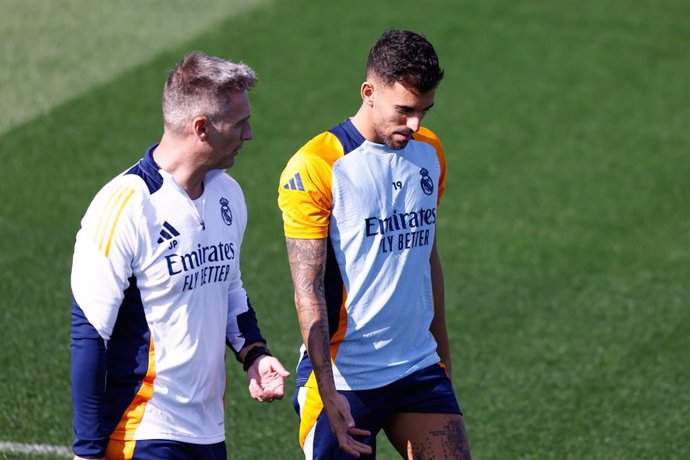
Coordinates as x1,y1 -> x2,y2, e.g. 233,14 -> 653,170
242,345 -> 272,372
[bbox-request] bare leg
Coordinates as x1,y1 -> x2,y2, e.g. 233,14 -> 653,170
384,412 -> 471,460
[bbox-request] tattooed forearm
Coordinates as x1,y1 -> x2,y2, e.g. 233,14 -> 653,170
286,237 -> 327,263
310,317 -> 335,388
286,238 -> 326,297
286,238 -> 335,388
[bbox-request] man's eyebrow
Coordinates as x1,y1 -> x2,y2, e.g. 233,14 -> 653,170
396,102 -> 435,111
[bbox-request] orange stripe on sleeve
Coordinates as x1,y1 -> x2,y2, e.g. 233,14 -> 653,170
329,286 -> 349,361
414,127 -> 446,205
110,335 -> 156,444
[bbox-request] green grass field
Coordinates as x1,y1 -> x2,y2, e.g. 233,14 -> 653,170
1,0 -> 689,458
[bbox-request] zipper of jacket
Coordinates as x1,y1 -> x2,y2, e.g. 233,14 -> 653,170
168,178 -> 206,231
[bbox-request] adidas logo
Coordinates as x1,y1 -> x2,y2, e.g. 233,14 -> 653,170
157,221 -> 180,244
283,172 -> 305,191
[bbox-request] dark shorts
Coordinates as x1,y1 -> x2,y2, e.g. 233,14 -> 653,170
293,363 -> 462,459
106,439 -> 226,460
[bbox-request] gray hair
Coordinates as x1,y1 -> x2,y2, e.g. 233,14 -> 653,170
162,51 -> 257,133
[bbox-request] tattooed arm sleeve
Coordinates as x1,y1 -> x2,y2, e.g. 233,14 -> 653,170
285,237 -> 338,395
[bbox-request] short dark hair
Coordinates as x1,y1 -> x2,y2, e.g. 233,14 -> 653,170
366,29 -> 444,93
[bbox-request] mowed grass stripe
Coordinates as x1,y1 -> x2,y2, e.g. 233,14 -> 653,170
0,441 -> 71,458
0,0 -> 270,135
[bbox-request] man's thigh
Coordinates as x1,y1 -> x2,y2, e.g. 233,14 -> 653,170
383,364 -> 470,459
384,412 -> 471,460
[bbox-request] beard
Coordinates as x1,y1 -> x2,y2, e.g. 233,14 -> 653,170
374,122 -> 412,150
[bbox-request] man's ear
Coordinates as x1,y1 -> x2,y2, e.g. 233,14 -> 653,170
192,116 -> 208,140
361,81 -> 375,107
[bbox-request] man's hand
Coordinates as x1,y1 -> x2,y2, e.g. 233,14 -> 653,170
322,391 -> 372,457
246,355 -> 290,402
285,237 -> 372,456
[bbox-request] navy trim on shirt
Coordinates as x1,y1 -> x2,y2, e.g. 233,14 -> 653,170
125,144 -> 164,194
329,119 -> 366,155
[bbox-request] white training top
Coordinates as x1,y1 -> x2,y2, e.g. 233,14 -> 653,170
71,146 -> 258,447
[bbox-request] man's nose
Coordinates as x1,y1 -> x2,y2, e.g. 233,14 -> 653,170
406,116 -> 421,133
242,124 -> 253,141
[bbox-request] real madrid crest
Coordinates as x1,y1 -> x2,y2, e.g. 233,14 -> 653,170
419,168 -> 434,195
219,197 -> 232,226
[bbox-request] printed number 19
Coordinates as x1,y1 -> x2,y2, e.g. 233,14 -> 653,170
392,181 -> 403,190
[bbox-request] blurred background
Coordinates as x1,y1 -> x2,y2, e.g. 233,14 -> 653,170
1,0 -> 688,458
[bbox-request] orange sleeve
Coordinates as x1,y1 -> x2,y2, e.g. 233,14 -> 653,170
414,127 -> 446,207
277,132 -> 344,239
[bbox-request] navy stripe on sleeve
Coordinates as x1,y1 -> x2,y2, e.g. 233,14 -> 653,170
71,298 -> 109,457
228,296 -> 266,356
